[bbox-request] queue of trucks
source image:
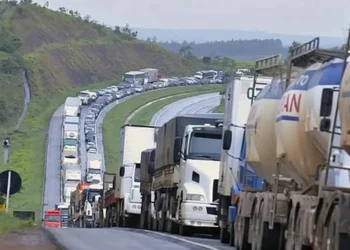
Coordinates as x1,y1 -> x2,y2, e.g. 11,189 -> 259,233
82,37 -> 350,250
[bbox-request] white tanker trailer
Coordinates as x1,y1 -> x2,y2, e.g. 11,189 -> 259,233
226,38 -> 350,250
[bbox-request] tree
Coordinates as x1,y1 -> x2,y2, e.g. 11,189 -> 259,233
68,10 -> 74,16
202,56 -> 211,64
179,46 -> 192,57
83,15 -> 91,23
288,41 -> 301,52
44,1 -> 49,8
58,7 -> 66,13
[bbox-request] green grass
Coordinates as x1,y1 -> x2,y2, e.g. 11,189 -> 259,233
103,85 -> 224,173
0,212 -> 35,232
214,97 -> 225,113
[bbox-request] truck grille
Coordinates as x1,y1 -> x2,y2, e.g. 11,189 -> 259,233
206,207 -> 217,215
212,179 -> 219,202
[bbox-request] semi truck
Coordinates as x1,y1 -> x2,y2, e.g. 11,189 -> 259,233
104,124 -> 157,228
61,147 -> 79,165
139,148 -> 156,229
140,68 -> 159,84
55,203 -> 69,228
122,71 -> 146,85
142,114 -> 224,235
64,97 -> 81,117
216,75 -> 272,244
43,210 -> 62,228
225,37 -> 350,250
70,182 -> 103,228
63,124 -> 79,140
86,153 -> 103,184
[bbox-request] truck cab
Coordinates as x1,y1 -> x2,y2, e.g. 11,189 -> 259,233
82,185 -> 103,227
55,203 -> 69,228
44,210 -> 62,228
78,91 -> 92,105
119,163 -> 142,215
177,123 -> 223,229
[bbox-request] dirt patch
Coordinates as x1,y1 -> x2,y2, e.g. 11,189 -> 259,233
0,228 -> 59,250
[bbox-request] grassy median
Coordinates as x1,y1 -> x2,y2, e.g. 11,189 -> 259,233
103,85 -> 223,173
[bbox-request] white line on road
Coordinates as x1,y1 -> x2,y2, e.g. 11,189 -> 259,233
144,231 -> 220,250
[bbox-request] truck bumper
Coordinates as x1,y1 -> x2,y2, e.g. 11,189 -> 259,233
126,202 -> 141,215
228,205 -> 237,223
181,202 -> 218,228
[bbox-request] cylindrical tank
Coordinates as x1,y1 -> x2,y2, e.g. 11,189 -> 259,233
246,80 -> 291,184
276,59 -> 345,188
340,62 -> 350,155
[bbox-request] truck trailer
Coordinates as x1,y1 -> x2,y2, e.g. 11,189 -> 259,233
140,68 -> 159,84
64,97 -> 81,117
104,124 -> 157,228
86,153 -> 103,184
224,37 -> 350,250
216,74 -> 272,244
142,114 -> 224,235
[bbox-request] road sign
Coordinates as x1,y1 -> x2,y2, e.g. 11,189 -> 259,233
0,170 -> 22,195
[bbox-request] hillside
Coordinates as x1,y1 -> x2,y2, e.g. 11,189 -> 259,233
0,1 -> 229,217
158,39 -> 289,60
0,2 -> 211,132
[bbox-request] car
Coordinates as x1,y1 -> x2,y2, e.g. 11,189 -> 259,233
86,142 -> 96,151
134,85 -> 143,93
87,146 -> 97,154
85,131 -> 95,143
85,127 -> 95,136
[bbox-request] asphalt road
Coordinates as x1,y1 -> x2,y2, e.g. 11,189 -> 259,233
150,92 -> 221,126
44,89 -> 231,250
43,105 -> 63,212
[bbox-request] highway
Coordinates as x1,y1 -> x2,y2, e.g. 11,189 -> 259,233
44,90 -> 229,250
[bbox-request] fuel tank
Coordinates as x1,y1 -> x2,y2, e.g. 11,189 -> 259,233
276,59 -> 347,188
246,80 -> 291,184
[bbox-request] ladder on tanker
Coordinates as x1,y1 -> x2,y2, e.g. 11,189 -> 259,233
287,36 -> 350,190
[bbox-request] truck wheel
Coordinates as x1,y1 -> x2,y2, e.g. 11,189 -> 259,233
166,219 -> 178,234
254,202 -> 281,250
220,226 -> 230,243
179,224 -> 191,236
235,216 -> 250,250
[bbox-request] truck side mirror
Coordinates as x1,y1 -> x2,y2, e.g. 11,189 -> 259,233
320,88 -> 333,117
148,162 -> 155,175
222,130 -> 232,150
173,137 -> 182,162
119,167 -> 125,177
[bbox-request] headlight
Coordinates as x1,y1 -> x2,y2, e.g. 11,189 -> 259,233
186,194 -> 205,201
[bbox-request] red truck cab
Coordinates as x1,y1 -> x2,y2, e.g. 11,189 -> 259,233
44,210 -> 62,227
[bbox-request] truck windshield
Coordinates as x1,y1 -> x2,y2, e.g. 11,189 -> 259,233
45,215 -> 61,222
88,190 -> 103,202
188,132 -> 222,161
64,139 -> 77,146
61,209 -> 68,216
134,164 -> 141,182
79,92 -> 89,97
88,169 -> 101,174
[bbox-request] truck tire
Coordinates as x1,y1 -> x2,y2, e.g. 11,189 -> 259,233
166,219 -> 178,234
220,226 -> 230,243
179,224 -> 191,236
229,222 -> 235,246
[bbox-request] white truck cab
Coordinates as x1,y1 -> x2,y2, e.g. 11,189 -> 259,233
177,123 -> 222,228
78,91 -> 92,105
119,163 -> 142,214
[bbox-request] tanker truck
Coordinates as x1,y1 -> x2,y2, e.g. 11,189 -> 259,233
143,114 -> 224,236
217,74 -> 272,244
223,37 -> 350,250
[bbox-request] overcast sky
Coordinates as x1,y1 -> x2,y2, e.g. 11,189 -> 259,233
34,0 -> 350,37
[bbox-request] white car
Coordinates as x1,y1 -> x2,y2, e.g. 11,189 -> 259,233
86,142 -> 96,151
87,147 -> 97,154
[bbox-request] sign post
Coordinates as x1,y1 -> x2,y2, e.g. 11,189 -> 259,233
5,170 -> 11,213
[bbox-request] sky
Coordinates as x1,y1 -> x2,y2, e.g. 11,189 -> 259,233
34,0 -> 350,38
